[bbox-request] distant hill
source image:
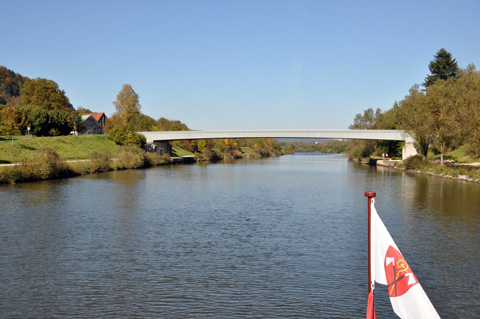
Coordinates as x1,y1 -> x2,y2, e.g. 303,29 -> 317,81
0,66 -> 28,105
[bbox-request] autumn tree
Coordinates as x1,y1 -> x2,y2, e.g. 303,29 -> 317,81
0,66 -> 27,106
20,78 -> 73,111
224,138 -> 232,149
104,113 -> 122,132
0,106 -> 26,135
423,48 -> 459,88
113,84 -> 141,125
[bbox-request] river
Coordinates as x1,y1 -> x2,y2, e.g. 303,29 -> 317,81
0,153 -> 478,318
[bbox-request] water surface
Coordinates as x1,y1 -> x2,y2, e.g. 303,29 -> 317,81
1,154 -> 478,318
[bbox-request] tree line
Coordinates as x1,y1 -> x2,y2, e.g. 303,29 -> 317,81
0,69 -> 189,145
348,48 -> 480,165
0,69 -> 284,158
0,67 -> 80,136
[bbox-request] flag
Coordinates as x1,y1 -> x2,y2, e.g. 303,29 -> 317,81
366,290 -> 377,319
370,198 -> 440,319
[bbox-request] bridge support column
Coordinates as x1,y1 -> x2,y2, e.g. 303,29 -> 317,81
402,141 -> 418,160
153,141 -> 171,156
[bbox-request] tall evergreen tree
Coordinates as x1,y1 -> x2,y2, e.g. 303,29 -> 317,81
423,48 -> 459,88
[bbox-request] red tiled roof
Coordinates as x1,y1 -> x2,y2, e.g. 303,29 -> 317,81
82,112 -> 107,122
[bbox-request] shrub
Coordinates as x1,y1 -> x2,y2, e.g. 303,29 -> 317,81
31,147 -> 70,179
114,146 -> 145,169
108,125 -> 146,148
253,148 -> 269,157
144,152 -> 172,166
0,147 -> 70,183
195,149 -> 219,162
68,161 -> 90,175
90,151 -> 112,172
403,154 -> 428,170
160,154 -> 172,164
224,149 -> 237,160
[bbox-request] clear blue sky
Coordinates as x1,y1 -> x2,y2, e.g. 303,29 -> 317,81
2,0 -> 479,130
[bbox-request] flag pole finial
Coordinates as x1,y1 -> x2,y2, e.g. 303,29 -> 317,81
365,191 -> 376,198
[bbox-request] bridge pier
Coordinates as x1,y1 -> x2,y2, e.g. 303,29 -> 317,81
402,142 -> 418,160
145,141 -> 171,156
154,141 -> 171,156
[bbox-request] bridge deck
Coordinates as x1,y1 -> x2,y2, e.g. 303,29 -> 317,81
139,129 -> 414,143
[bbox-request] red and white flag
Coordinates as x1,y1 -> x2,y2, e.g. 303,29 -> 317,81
369,199 -> 440,319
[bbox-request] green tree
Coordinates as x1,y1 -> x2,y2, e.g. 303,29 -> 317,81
452,64 -> 480,155
424,79 -> 462,165
76,106 -> 93,114
157,117 -> 190,131
348,107 -> 381,159
399,85 -> 430,156
23,106 -> 74,136
197,139 -> 208,152
20,78 -> 73,111
156,117 -> 190,131
113,84 -> 141,125
423,48 -> 459,88
349,108 -> 382,129
401,80 -> 464,164
129,114 -> 158,131
374,102 -> 403,157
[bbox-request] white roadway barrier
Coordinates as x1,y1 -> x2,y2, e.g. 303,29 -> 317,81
139,129 -> 415,144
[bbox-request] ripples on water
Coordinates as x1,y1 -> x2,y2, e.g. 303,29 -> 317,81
0,154 -> 479,318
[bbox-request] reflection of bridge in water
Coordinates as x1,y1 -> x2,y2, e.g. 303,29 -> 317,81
139,129 -> 417,160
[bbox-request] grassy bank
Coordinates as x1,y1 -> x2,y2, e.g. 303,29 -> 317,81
398,153 -> 480,182
345,142 -> 480,183
0,135 -> 172,184
0,135 -> 120,163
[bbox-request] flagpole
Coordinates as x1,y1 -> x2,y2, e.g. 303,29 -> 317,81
365,191 -> 376,294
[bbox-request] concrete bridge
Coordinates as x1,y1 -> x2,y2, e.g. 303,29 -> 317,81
139,129 -> 417,160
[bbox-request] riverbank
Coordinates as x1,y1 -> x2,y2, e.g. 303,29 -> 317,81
0,134 -> 287,184
367,156 -> 480,184
0,146 -> 173,184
